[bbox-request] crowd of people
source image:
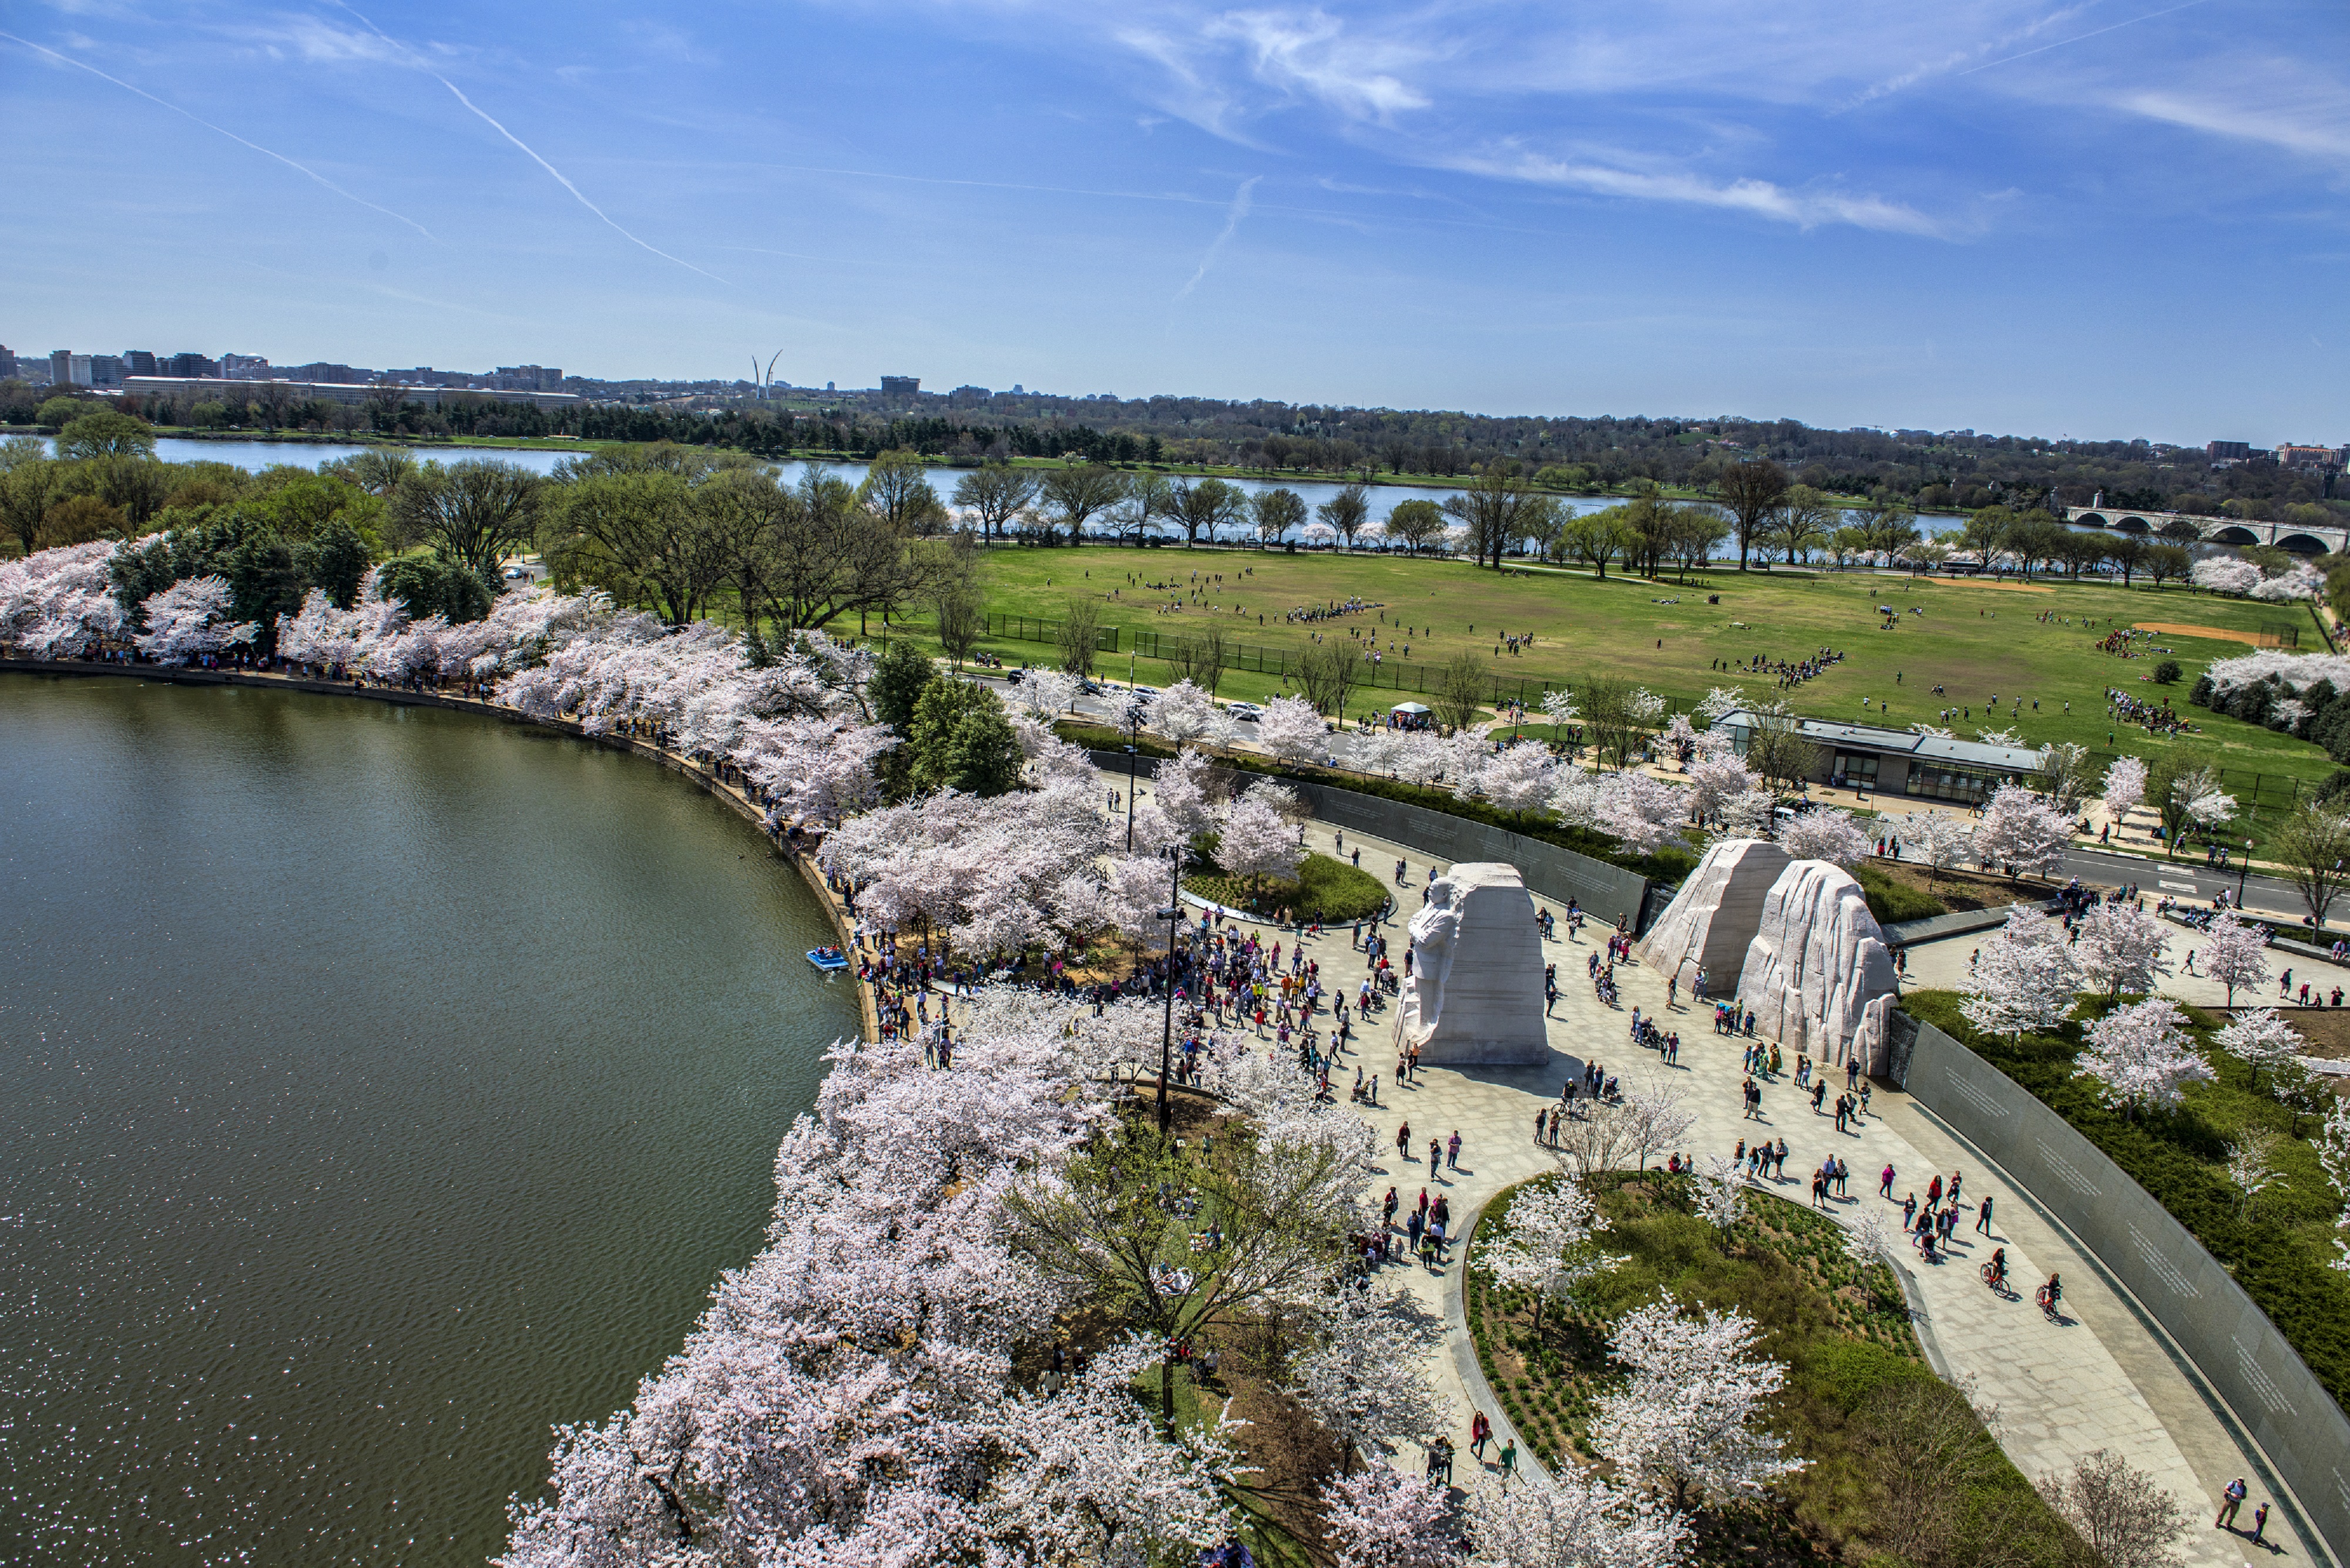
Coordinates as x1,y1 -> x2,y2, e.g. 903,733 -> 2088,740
2106,685 -> 2195,735
1713,644 -> 1848,691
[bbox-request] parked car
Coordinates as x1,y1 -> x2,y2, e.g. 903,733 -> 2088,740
1227,702 -> 1263,723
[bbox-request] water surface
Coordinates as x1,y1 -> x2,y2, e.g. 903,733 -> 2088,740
0,674 -> 858,1566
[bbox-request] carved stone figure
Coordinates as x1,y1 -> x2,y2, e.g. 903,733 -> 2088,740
1734,859 -> 1899,1070
1396,862 -> 1549,1066
1638,838 -> 1791,994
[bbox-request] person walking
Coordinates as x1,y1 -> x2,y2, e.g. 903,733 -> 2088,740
1471,1411 -> 1491,1459
1396,1122 -> 1412,1163
1976,1194 -> 1995,1234
2217,1478 -> 2248,1530
1880,1162 -> 1896,1198
2251,1502 -> 2270,1545
1498,1440 -> 1517,1489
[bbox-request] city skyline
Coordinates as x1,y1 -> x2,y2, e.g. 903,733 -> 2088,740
5,1 -> 2346,445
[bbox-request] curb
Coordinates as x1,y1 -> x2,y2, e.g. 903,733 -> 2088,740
1449,1195 -> 1555,1489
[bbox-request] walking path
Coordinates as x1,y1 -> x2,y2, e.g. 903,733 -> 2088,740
1104,765 -> 2304,1568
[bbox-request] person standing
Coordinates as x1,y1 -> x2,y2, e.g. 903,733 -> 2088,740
1447,1131 -> 1463,1170
2217,1478 -> 2247,1530
2251,1502 -> 2270,1545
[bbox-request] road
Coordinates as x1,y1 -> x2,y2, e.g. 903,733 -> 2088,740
969,670 -> 2324,926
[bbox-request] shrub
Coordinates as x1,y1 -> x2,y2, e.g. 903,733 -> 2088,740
1852,864 -> 1949,925
2154,659 -> 2182,684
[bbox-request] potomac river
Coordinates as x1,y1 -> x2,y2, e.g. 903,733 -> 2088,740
0,673 -> 861,1566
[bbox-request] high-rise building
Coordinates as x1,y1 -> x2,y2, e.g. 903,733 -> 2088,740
0,345 -> 16,381
88,355 -> 126,387
123,350 -> 157,376
2278,445 -> 2339,469
290,362 -> 366,384
50,350 -> 72,386
879,375 -> 919,397
165,351 -> 220,379
492,364 -> 562,391
2207,440 -> 2252,461
220,353 -> 270,380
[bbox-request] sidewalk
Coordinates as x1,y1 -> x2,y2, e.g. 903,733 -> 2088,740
1107,765 -> 2291,1567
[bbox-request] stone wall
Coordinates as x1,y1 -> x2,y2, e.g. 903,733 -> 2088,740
1893,1013 -> 2349,1564
1734,859 -> 1899,1070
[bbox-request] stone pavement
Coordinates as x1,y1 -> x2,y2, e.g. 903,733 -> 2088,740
1104,766 -> 2302,1567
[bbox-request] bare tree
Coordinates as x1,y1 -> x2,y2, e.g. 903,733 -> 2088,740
1441,460 -> 1559,569
1169,476 -> 1250,547
1056,595 -> 1104,677
2035,1450 -> 2186,1568
1717,458 -> 1790,571
1036,464 -> 1127,544
1163,626 -> 1230,695
1298,642 -> 1364,723
950,461 -> 1038,541
2270,805 -> 2350,930
394,459 -> 543,578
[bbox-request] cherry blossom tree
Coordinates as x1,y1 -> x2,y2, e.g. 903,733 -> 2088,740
135,576 -> 257,664
2072,902 -> 2174,998
2074,996 -> 2213,1118
1590,1297 -> 1803,1510
1841,1207 -> 1892,1269
1321,1468 -> 1459,1568
1894,811 -> 1973,888
1463,1472 -> 1691,1568
2198,910 -> 2271,1008
2223,1129 -> 2283,1221
1778,807 -> 1869,868
1973,784 -> 2069,881
1482,1175 -> 1616,1329
2101,756 -> 2147,836
1696,686 -> 1745,723
2214,1009 -> 2302,1092
1622,1075 -> 1698,1171
2317,1101 -> 2350,1273
1716,790 -> 1777,839
1540,687 -> 1580,745
1471,740 -> 1557,812
1287,1284 -> 1448,1469
1012,666 -> 1078,718
0,540 -> 122,658
1690,1152 -> 1748,1243
1217,786 -> 1304,894
1959,906 -> 2081,1039
1257,693 -> 1331,764
1659,712 -> 1701,766
1148,677 -> 1228,745
1393,732 -> 1450,788
1687,753 -> 1758,824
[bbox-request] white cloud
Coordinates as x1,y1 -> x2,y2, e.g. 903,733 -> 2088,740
1444,146 -> 1945,236
2111,84 -> 2350,164
1176,173 -> 1260,296
1201,8 -> 1431,121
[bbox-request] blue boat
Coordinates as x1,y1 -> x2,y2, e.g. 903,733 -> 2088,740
806,947 -> 851,973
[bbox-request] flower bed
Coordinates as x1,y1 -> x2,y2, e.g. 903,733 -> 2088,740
1468,1170 -> 2067,1566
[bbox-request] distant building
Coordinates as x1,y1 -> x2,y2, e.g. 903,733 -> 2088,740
220,353 -> 270,380
2277,444 -> 2339,470
1011,384 -> 1024,395
123,350 -> 157,377
492,364 -> 562,392
290,362 -> 367,384
2207,440 -> 2251,461
123,375 -> 579,412
0,344 -> 16,381
1715,709 -> 2039,804
49,350 -> 73,386
879,375 -> 919,397
165,351 -> 220,379
88,354 -> 126,387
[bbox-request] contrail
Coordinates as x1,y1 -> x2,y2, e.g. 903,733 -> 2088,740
1951,0 -> 2210,78
0,29 -> 434,239
1176,176 -> 1260,299
327,0 -> 726,286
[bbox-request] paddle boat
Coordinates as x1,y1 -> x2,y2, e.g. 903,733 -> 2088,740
805,946 -> 851,973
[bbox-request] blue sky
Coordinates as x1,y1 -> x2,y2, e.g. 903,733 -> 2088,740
5,0 -> 2346,442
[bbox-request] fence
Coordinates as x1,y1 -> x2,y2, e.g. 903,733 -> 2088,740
1888,1012 -> 2348,1566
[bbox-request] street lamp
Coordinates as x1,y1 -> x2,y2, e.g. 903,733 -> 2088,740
2238,837 -> 2254,909
1123,740 -> 1139,851
1156,847 -> 1184,1137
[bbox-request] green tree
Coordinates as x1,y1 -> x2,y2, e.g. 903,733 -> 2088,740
543,468 -> 721,624
1559,508 -> 1634,579
0,439 -> 64,558
56,409 -> 156,462
392,459 -> 542,579
35,395 -> 92,429
1772,484 -> 1833,566
374,552 -> 489,622
868,639 -> 936,734
296,518 -> 375,610
1251,485 -> 1306,546
2144,542 -> 2191,587
1317,482 -> 1369,550
1112,469 -> 1174,547
857,449 -> 938,532
1169,475 -> 1248,547
908,676 -> 1022,795
1384,497 -> 1446,555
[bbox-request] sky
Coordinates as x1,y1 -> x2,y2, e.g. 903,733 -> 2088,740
4,0 -> 2347,444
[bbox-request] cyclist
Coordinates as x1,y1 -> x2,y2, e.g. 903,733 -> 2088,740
1982,1248 -> 2007,1290
2037,1272 -> 2063,1314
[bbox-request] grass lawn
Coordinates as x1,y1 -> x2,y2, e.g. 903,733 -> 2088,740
1469,1170 -> 2072,1567
1902,990 -> 2350,1410
1186,851 -> 1392,922
899,544 -> 2341,812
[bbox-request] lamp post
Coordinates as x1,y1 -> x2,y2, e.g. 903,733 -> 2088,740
2238,837 -> 2254,909
1123,740 -> 1139,851
1157,847 -> 1184,1137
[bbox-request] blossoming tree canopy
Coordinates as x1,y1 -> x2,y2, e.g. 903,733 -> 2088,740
2074,995 -> 2213,1116
1960,905 -> 2082,1039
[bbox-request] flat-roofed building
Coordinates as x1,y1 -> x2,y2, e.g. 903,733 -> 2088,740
1713,709 -> 2040,804
123,376 -> 580,412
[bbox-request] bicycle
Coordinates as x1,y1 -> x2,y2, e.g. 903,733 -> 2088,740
1979,1261 -> 2009,1292
2035,1281 -> 2062,1318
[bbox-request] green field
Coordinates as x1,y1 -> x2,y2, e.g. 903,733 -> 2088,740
901,543 -> 2341,811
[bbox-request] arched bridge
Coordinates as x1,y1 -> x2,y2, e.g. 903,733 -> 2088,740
2064,506 -> 2348,556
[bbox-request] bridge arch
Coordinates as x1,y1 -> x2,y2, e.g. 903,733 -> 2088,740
2277,533 -> 2333,556
2075,511 -> 2109,528
2210,525 -> 2262,546
2111,514 -> 2151,533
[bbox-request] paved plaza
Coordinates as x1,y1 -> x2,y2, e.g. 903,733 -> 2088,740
1106,767 -> 2305,1568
